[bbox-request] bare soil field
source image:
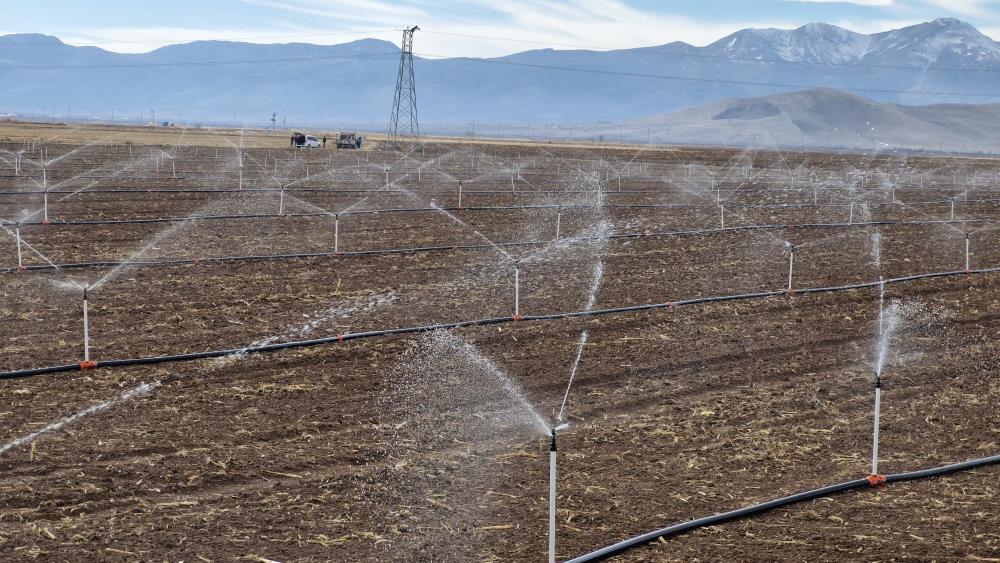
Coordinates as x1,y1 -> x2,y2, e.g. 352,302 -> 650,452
0,123 -> 997,562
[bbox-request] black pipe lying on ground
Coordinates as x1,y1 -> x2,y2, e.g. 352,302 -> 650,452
1,266 -> 996,380
0,219 -> 978,275
565,454 -> 1000,562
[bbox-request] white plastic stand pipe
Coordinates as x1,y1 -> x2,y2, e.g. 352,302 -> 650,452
549,430 -> 557,563
83,285 -> 90,361
458,182 -> 463,208
871,380 -> 881,475
965,234 -> 970,271
15,223 -> 23,268
334,214 -> 340,253
555,212 -> 561,240
514,262 -> 521,317
787,245 -> 795,291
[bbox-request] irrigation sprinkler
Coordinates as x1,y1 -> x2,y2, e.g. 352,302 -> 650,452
458,181 -> 463,208
719,205 -> 725,229
555,211 -> 562,240
786,244 -> 795,292
848,201 -> 854,224
871,277 -> 885,477
951,200 -> 955,221
83,285 -> 91,362
384,166 -> 390,190
14,223 -> 24,270
279,186 -> 286,216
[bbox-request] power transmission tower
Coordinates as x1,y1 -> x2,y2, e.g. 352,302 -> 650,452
388,26 -> 419,147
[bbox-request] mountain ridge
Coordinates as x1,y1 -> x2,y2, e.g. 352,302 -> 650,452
1,19 -> 999,126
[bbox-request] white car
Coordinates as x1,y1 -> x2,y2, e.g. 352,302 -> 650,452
296,135 -> 322,148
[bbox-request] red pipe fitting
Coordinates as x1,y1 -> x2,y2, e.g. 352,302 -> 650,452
866,474 -> 886,486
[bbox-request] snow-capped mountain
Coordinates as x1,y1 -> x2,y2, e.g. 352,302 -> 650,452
0,18 -> 998,125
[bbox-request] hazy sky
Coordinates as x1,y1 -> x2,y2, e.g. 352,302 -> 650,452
1,0 -> 999,56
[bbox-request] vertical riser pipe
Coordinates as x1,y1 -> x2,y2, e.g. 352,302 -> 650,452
871,385 -> 881,475
787,249 -> 795,292
15,225 -> 23,269
549,435 -> 557,563
83,287 -> 90,362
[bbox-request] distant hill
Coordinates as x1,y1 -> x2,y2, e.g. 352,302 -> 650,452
1,18 -> 1000,127
577,88 -> 1000,152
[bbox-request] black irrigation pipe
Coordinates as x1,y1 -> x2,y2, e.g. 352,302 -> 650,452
6,205 -> 1000,228
0,219 -> 979,275
565,454 -> 1000,563
2,265 -> 998,380
7,197 -> 1000,228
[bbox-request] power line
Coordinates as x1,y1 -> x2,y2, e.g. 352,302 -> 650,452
413,51 -> 1000,99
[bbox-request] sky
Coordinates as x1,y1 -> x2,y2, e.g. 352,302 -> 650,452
1,0 -> 999,57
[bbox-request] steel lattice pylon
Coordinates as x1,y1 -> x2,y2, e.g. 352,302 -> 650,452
388,26 -> 420,147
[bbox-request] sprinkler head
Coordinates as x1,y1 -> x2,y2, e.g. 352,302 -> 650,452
549,429 -> 557,451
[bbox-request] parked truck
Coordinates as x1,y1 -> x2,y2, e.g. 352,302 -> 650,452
336,132 -> 364,149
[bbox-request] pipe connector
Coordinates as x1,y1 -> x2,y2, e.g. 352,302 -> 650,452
866,473 -> 886,486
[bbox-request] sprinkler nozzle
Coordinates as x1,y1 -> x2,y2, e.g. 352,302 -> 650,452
83,285 -> 89,300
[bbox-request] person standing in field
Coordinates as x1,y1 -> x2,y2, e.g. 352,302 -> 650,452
323,136 -> 327,148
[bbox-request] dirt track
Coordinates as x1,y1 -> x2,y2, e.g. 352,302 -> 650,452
0,126 -> 997,561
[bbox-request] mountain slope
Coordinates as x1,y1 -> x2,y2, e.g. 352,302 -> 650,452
581,88 -> 1000,152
